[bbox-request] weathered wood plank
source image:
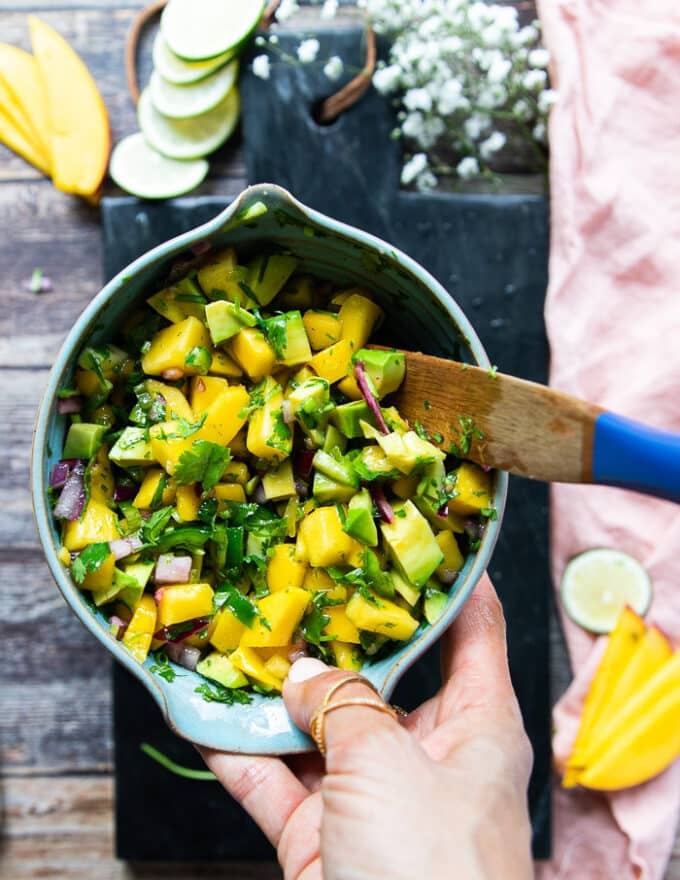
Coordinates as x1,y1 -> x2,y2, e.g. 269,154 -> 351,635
2,775 -> 283,879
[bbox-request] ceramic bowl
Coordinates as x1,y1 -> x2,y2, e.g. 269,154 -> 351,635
32,184 -> 508,753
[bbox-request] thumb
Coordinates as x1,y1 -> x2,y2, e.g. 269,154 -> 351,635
283,658 -> 407,765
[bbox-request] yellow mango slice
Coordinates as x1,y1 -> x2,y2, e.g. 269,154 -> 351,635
296,506 -> 364,568
246,377 -> 292,462
308,339 -> 354,384
229,646 -> 283,692
229,327 -> 277,381
133,469 -> 177,509
0,43 -> 51,160
0,99 -> 49,175
323,605 -> 361,644
141,316 -> 211,377
302,310 -> 342,350
445,462 -> 493,515
190,375 -> 230,413
144,379 -> 194,422
122,595 -> 157,664
563,606 -> 645,786
209,348 -> 243,378
331,640 -> 363,671
338,291 -> 383,349
89,444 -> 114,503
63,499 -> 120,551
266,544 -> 308,592
240,588 -> 310,647
435,531 -> 464,578
346,591 -> 419,641
28,16 -> 109,198
80,551 -> 116,591
213,482 -> 246,510
577,651 -> 680,790
157,583 -> 214,627
263,653 -> 291,681
210,607 -> 246,653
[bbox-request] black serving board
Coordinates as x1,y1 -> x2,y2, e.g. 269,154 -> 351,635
109,27 -> 550,862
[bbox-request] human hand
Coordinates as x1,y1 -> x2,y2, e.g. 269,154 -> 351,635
200,574 -> 533,880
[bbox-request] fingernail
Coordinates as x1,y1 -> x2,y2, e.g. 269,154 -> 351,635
287,657 -> 328,683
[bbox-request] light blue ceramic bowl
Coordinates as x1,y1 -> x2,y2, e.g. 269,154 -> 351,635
32,184 -> 508,753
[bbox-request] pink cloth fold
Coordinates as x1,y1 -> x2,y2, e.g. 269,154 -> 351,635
535,0 -> 680,877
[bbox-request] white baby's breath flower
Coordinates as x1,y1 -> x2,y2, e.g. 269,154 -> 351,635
297,38 -> 320,63
401,152 -> 429,185
479,130 -> 506,160
511,25 -> 538,47
416,168 -> 437,191
323,55 -> 344,81
404,87 -> 432,112
401,111 -> 425,140
269,34 -> 279,45
478,83 -> 507,109
456,156 -> 480,179
513,98 -> 532,121
373,63 -> 401,94
537,88 -> 558,114
464,113 -> 491,141
436,78 -> 464,115
320,0 -> 338,19
528,48 -> 550,68
252,54 -> 271,80
533,121 -> 547,143
255,35 -> 266,46
276,0 -> 299,22
522,68 -> 547,91
487,54 -> 512,83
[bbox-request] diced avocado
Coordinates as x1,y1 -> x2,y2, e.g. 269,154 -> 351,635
322,424 -> 347,454
330,400 -> 378,439
363,548 -> 394,598
390,570 -> 421,607
380,500 -> 444,587
63,423 -> 107,460
91,577 -> 123,607
312,471 -> 355,503
350,446 -> 401,481
246,254 -> 298,306
353,348 -> 406,398
343,488 -> 378,546
148,279 -> 207,324
424,588 -> 449,625
413,459 -> 447,521
205,300 -> 257,346
312,449 -> 359,488
118,561 -> 155,609
262,460 -> 296,501
262,311 -> 312,366
109,427 -> 153,467
288,377 -> 333,436
196,651 -> 249,689
378,430 -> 445,475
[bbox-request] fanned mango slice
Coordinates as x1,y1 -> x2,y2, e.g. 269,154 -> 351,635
577,651 -> 680,790
28,15 -> 109,199
0,43 -> 51,161
0,101 -> 49,174
562,606 -> 645,786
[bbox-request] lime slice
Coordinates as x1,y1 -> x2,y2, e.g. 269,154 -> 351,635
152,32 -> 233,85
160,0 -> 265,62
138,86 -> 240,161
561,548 -> 652,634
109,132 -> 208,199
148,62 -> 238,119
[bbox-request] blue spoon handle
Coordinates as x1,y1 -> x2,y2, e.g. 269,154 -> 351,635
592,412 -> 680,503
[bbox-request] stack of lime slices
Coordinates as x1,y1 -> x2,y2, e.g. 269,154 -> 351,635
110,0 -> 265,200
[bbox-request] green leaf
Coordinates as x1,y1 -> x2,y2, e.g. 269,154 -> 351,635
141,506 -> 174,545
194,682 -> 252,705
141,742 -> 217,780
71,542 -> 110,585
149,650 -> 178,683
174,440 -> 230,492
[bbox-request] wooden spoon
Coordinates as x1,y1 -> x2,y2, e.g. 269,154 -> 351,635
384,350 -> 680,503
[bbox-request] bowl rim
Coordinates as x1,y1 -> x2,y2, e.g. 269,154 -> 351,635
31,183 -> 508,752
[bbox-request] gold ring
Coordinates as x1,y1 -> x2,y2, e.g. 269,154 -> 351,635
309,676 -> 400,756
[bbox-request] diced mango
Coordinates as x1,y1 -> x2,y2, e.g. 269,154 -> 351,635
266,543 -> 308,592
302,567 -> 337,594
246,377 -> 292,462
297,506 -> 364,567
213,482 -> 246,511
209,348 -> 243,378
229,328 -> 277,381
229,427 -> 248,458
302,310 -> 342,350
144,379 -> 194,422
122,595 -> 157,663
141,316 -> 212,377
336,373 -> 362,400
331,640 -> 363,671
262,460 -> 296,500
346,591 -> 419,641
80,551 -> 116,591
308,339 -> 354,384
264,653 -> 292,681
209,607 -> 246,653
240,588 -> 310,647
446,462 -> 493,515
75,368 -> 105,398
323,605 -> 361,644
392,474 -> 420,500
435,531 -> 464,577
175,483 -> 202,522
338,292 -> 383,349
190,375 -> 230,413
156,583 -> 215,627
89,444 -> 114,503
133,468 -> 177,509
222,461 -> 249,484
229,646 -> 283,692
63,500 -> 120,551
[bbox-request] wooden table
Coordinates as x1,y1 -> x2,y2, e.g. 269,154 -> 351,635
1,3 -> 678,878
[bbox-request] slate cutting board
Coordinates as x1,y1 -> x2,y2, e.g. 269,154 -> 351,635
109,27 -> 551,862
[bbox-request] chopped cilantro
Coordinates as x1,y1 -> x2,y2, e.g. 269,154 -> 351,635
71,542 -> 110,585
141,506 -> 174,544
449,416 -> 485,458
213,585 -> 259,627
149,650 -> 178,683
423,399 -> 432,410
174,440 -> 230,492
480,507 -> 498,521
194,682 -> 252,705
487,365 -> 498,378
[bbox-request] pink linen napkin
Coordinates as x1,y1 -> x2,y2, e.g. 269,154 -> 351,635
534,0 -> 680,877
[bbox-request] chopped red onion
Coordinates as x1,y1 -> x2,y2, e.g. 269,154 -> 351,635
57,396 -> 83,415
436,568 -> 459,586
480,464 -> 492,473
109,615 -> 128,640
354,360 -> 389,434
113,484 -> 137,503
288,640 -> 308,664
294,479 -> 309,499
371,483 -> 394,523
154,587 -> 165,604
253,482 -> 266,504
191,239 -> 212,257
154,554 -> 192,585
154,618 -> 210,646
437,502 -> 449,519
294,450 -> 315,480
109,536 -> 143,560
53,460 -> 86,520
464,518 -> 485,542
165,642 -> 201,671
281,399 -> 294,424
50,460 -> 74,489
